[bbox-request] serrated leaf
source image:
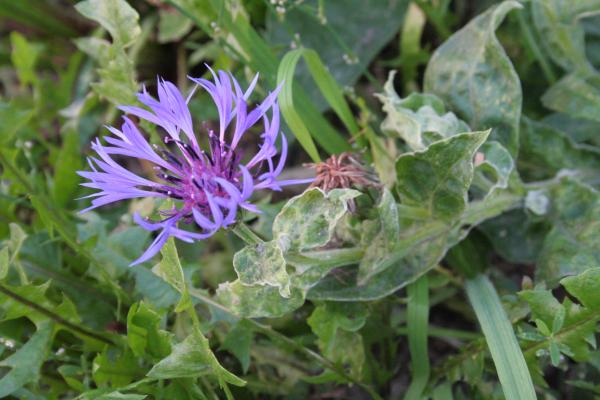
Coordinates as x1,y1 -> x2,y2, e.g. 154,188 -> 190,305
148,329 -> 245,387
376,71 -> 470,150
10,32 -> 43,86
0,322 -> 53,398
75,0 -> 141,47
357,189 -> 400,283
273,188 -> 360,252
520,269 -> 600,362
126,301 -> 171,359
396,130 -> 490,222
0,101 -> 33,145
307,302 -> 368,379
233,240 -> 290,298
152,238 -> 192,312
93,349 -> 140,387
221,320 -> 254,374
424,1 -> 522,156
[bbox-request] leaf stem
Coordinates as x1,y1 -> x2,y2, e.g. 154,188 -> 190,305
231,222 -> 263,245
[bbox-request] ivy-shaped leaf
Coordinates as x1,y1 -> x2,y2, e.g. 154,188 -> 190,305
233,240 -> 290,297
273,188 -> 360,252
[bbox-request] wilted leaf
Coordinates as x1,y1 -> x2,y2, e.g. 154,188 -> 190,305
424,1 -> 522,155
376,71 -> 470,150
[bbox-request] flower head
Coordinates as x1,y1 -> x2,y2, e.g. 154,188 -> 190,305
78,68 -> 312,265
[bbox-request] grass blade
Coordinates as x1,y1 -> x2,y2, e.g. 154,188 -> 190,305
404,274 -> 430,400
465,274 -> 537,400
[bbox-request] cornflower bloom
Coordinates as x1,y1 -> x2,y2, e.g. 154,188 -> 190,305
78,68 -> 312,265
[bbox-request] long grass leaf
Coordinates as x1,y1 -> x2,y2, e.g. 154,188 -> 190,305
465,274 -> 537,400
404,274 -> 430,400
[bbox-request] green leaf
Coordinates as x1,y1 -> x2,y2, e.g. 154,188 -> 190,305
158,8 -> 193,43
424,1 -> 523,156
10,32 -> 43,86
0,101 -> 33,145
0,322 -> 53,398
0,247 -> 8,280
537,178 -> 600,283
404,275 -> 430,400
561,267 -> 600,309
148,329 -> 245,387
93,349 -> 140,387
376,71 -> 470,150
221,320 -> 254,374
265,0 -> 408,109
273,188 -> 359,252
75,0 -> 141,47
307,302 -> 368,379
519,116 -> 600,180
465,275 -> 536,400
395,130 -> 490,223
152,238 -> 192,312
277,50 -> 326,162
126,301 -> 171,359
520,268 -> 600,362
531,0 -> 599,72
357,189 -> 400,284
541,72 -> 600,123
52,129 -> 82,207
233,240 -> 290,298
473,140 -> 514,199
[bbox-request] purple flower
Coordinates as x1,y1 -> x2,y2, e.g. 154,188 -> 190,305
78,68 -> 313,265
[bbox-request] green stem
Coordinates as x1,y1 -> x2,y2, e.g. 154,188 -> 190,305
231,222 -> 263,245
0,284 -> 115,346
